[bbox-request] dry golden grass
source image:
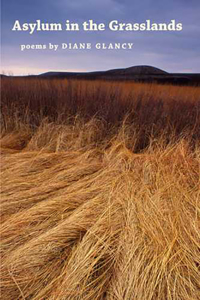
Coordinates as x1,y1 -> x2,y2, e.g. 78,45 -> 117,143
0,78 -> 200,299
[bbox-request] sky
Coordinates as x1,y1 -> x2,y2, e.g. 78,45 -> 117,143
1,0 -> 200,75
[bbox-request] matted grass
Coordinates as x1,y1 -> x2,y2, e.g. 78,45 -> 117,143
1,78 -> 200,299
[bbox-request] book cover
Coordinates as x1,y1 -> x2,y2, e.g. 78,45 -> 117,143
1,1 -> 200,299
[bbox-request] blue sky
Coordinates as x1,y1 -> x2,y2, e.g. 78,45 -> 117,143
1,0 -> 200,75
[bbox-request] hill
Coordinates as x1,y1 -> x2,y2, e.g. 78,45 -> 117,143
39,65 -> 200,85
105,65 -> 168,75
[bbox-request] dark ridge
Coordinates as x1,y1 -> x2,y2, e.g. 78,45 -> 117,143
105,65 -> 168,75
2,66 -> 200,86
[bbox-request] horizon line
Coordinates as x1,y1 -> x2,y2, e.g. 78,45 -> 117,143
1,65 -> 200,76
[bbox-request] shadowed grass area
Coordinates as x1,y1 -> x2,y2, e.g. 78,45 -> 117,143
0,78 -> 200,299
1,78 -> 200,149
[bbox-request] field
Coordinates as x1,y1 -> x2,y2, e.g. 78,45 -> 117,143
1,78 -> 200,299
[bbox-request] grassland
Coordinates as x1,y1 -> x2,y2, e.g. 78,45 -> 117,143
1,78 -> 200,299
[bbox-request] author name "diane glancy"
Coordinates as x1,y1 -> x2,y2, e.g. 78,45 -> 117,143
61,43 -> 134,50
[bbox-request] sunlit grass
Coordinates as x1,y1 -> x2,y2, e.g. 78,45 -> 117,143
1,78 -> 200,299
